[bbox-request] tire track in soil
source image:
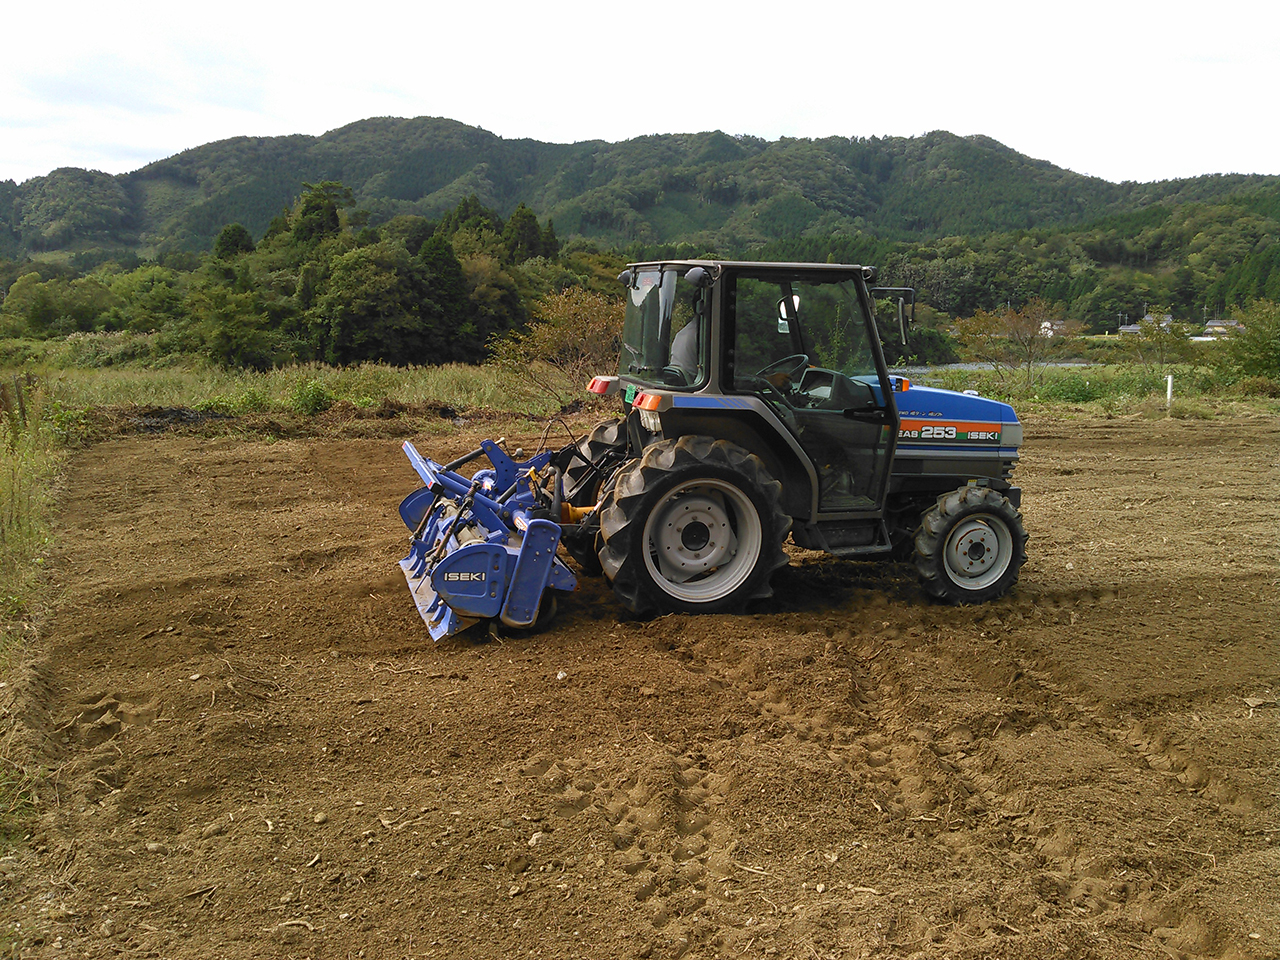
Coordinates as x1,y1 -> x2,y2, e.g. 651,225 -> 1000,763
501,584 -> 1275,959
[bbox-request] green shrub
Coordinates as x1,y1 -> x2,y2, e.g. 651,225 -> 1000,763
1221,301 -> 1280,380
289,378 -> 333,416
0,339 -> 56,367
44,399 -> 93,445
1035,373 -> 1103,402
487,287 -> 624,410
1227,375 -> 1280,398
197,384 -> 274,416
59,331 -> 157,368
194,395 -> 237,416
235,385 -> 272,413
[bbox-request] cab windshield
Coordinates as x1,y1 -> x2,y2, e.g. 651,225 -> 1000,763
617,266 -> 706,388
730,272 -> 886,410
732,274 -> 879,384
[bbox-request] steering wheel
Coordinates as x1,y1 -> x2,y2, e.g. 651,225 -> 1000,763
755,353 -> 810,387
738,374 -> 800,429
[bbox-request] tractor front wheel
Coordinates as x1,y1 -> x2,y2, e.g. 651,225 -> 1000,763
914,485 -> 1027,603
597,436 -> 791,616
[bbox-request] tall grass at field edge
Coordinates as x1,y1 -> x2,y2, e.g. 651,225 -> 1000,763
915,363 -> 1278,415
27,361 -> 577,418
0,380 -> 60,847
0,381 -> 59,672
11,359 -> 1280,426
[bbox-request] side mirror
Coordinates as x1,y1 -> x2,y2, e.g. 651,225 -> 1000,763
684,266 -> 709,288
870,286 -> 916,347
617,269 -> 634,287
777,295 -> 799,332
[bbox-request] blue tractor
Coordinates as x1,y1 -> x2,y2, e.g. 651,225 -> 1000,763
399,260 -> 1027,638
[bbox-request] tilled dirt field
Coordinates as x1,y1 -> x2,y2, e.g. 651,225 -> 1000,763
2,412 -> 1278,959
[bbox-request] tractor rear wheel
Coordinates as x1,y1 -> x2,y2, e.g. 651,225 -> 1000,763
564,418 -> 624,507
914,485 -> 1027,603
562,419 -> 625,577
597,436 -> 791,616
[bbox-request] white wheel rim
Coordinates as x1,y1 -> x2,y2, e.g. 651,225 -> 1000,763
942,515 -> 1014,590
642,478 -> 763,603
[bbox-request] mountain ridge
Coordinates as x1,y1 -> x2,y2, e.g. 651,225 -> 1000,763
3,116 -> 1279,259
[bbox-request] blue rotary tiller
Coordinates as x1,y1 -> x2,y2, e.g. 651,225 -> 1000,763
398,439 -> 578,640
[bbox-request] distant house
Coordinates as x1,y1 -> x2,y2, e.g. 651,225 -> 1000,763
1120,313 -> 1174,336
1038,317 -> 1073,337
1202,318 -> 1241,338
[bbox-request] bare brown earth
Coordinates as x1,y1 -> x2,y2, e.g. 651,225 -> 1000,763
2,411 -> 1278,959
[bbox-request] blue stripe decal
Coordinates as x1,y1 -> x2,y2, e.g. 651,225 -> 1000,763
668,395 -> 755,410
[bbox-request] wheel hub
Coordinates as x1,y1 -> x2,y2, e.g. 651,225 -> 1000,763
680,520 -> 711,552
656,494 -> 734,580
943,517 -> 1009,583
637,474 -> 768,605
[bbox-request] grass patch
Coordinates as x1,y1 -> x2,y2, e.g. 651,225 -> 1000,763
0,380 -> 59,653
916,363 -> 1193,401
29,360 -> 561,416
911,362 -> 1280,417
1135,397 -> 1219,420
10,359 -> 1280,432
0,378 -> 61,853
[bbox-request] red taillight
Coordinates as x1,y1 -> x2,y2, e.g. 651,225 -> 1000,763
587,377 -> 610,395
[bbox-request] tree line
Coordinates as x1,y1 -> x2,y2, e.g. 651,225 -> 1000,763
1,179 -> 1278,380
0,185 -> 612,369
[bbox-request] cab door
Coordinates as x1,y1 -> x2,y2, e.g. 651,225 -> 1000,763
727,273 -> 897,515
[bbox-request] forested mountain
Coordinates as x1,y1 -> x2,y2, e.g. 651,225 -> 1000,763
3,117 -> 1280,370
3,117 -> 1279,259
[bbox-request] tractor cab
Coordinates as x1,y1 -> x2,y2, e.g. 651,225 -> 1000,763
598,260 -> 900,526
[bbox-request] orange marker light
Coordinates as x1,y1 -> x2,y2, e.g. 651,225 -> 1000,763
633,392 -> 662,411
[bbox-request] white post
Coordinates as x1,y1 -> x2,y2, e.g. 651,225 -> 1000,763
1166,374 -> 1174,408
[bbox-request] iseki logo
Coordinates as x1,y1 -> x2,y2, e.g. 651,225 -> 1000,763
443,572 -> 485,582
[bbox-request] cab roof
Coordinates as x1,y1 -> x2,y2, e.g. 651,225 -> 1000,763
625,260 -> 877,281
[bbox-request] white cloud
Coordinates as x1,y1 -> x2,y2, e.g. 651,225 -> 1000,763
2,0 -> 1278,184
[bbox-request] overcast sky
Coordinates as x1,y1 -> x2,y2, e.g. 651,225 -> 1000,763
3,0 -> 1277,186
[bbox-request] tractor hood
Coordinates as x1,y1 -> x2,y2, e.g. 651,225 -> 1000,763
892,383 -> 1023,454
897,384 -> 1018,425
